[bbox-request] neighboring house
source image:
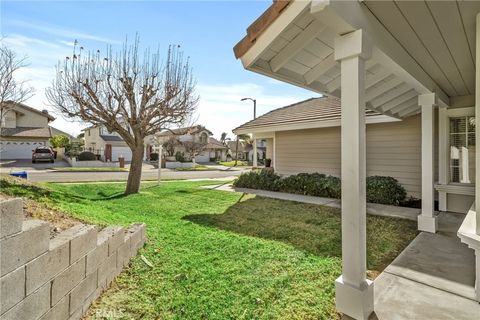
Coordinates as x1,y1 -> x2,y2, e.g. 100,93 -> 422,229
150,125 -> 228,162
83,125 -> 132,161
227,140 -> 266,162
234,1 -> 480,318
234,97 -> 429,199
0,102 -> 55,160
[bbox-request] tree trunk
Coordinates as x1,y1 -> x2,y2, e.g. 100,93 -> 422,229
125,142 -> 145,195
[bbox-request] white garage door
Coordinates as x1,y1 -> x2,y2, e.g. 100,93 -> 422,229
111,146 -> 132,161
195,152 -> 210,163
0,141 -> 46,160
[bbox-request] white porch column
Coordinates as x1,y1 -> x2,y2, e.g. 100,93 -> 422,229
475,12 -> 480,235
418,93 -> 438,233
438,106 -> 448,211
334,29 -> 373,320
253,138 -> 258,167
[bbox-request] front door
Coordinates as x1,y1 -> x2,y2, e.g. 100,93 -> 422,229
104,144 -> 112,162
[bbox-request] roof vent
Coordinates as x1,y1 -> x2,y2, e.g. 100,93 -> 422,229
42,109 -> 49,114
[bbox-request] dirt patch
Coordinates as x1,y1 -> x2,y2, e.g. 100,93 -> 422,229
0,193 -> 81,238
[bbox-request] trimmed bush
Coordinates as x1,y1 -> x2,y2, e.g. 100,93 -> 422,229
233,170 -> 281,191
77,151 -> 96,161
233,172 -> 406,206
366,176 -> 406,206
175,151 -> 185,163
150,153 -> 159,161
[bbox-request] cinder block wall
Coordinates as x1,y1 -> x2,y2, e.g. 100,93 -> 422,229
0,198 -> 146,320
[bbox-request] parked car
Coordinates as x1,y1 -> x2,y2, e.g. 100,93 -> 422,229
32,147 -> 55,163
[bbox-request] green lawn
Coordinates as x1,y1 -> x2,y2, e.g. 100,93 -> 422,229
175,164 -> 214,171
49,167 -> 128,172
218,160 -> 250,167
0,177 -> 417,319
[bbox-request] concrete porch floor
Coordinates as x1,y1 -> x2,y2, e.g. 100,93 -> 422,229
372,212 -> 480,319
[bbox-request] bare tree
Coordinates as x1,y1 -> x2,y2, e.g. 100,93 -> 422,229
46,37 -> 198,194
181,140 -> 207,164
0,43 -> 35,126
163,136 -> 179,157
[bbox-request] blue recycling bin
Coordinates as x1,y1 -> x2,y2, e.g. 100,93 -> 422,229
9,171 -> 28,179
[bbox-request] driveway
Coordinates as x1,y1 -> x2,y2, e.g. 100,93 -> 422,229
0,159 -> 70,171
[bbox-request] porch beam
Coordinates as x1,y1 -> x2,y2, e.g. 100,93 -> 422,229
365,77 -> 403,102
270,20 -> 326,72
334,29 -> 373,320
418,93 -> 438,233
438,106 -> 449,211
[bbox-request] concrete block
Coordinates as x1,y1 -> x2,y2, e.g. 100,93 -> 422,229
0,266 -> 25,315
116,238 -> 131,271
68,308 -> 82,320
127,224 -> 145,256
56,224 -> 97,264
97,252 -> 116,289
26,237 -> 70,295
85,231 -> 109,275
106,226 -> 125,256
39,296 -> 69,320
0,198 -> 23,239
81,286 -> 103,315
0,283 -> 50,320
69,272 -> 97,315
51,257 -> 86,305
0,219 -> 49,276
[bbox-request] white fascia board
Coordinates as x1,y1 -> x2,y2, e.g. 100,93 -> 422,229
234,114 -> 399,135
310,0 -> 450,107
239,1 -> 311,68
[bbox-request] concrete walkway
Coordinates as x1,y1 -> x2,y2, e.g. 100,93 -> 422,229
203,184 -> 420,221
373,212 -> 479,320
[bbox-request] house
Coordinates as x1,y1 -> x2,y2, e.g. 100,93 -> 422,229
234,1 -> 480,319
234,96 -> 434,201
149,125 -> 228,162
0,102 -> 55,160
227,140 -> 266,162
83,125 -> 132,162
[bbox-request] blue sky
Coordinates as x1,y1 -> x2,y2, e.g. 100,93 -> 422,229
1,1 -> 316,138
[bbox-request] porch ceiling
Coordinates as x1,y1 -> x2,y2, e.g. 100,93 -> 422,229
363,0 -> 480,98
235,1 -> 480,118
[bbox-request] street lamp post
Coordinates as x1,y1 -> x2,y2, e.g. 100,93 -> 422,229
153,144 -> 163,185
241,97 -> 257,167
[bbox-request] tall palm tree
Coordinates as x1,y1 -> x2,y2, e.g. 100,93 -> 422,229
220,132 -> 228,146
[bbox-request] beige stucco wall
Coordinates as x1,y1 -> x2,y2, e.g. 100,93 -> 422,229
83,127 -> 107,151
275,115 -> 423,198
15,109 -> 49,128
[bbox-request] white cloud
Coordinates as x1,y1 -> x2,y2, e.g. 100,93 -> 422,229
5,20 -> 121,44
194,83 -> 315,139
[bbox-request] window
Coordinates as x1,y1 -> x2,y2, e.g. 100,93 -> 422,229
199,132 -> 208,143
449,116 -> 475,183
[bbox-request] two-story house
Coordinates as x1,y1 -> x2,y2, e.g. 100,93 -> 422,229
0,102 -> 56,160
83,125 -> 133,162
149,125 -> 228,162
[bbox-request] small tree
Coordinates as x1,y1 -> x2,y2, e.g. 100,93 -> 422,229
0,43 -> 35,127
46,37 -> 198,194
234,134 -> 251,166
163,136 -> 179,157
50,134 -> 70,148
182,140 -> 207,164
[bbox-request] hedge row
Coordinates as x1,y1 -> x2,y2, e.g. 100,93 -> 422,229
233,171 -> 407,206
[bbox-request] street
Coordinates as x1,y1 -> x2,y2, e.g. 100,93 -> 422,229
0,160 -> 247,182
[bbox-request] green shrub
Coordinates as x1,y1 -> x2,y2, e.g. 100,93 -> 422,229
277,173 -> 341,198
233,172 -> 405,206
366,176 -> 406,205
150,153 -> 159,161
233,170 -> 281,191
175,151 -> 185,162
78,151 -> 96,161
